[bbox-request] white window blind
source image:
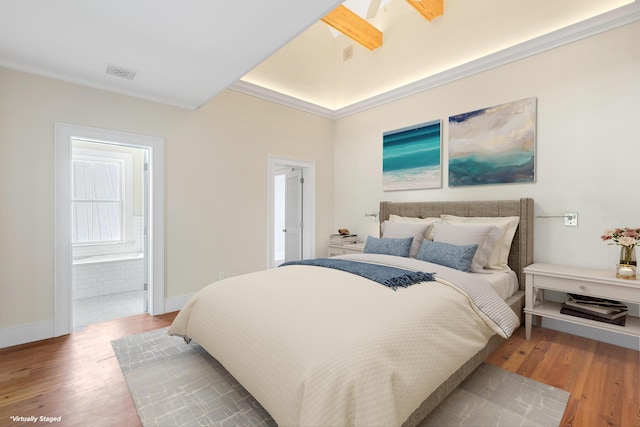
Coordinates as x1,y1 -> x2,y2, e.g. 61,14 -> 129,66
72,156 -> 124,243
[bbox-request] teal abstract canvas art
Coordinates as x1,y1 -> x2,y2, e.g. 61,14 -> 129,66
383,120 -> 442,191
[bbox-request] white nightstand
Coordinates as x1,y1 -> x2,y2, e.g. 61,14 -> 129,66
328,242 -> 365,257
523,263 -> 640,340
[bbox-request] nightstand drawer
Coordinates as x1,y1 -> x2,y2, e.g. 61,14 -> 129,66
532,274 -> 637,301
328,244 -> 364,256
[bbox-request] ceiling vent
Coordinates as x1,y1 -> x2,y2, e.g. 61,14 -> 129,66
105,63 -> 137,80
343,45 -> 354,62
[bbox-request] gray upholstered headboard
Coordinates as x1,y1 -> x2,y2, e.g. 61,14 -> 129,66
379,198 -> 534,290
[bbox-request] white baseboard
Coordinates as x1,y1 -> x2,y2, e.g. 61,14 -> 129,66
0,294 -> 193,349
0,320 -> 55,349
164,293 -> 194,313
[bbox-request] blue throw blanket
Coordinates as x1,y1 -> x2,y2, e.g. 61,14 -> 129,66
280,258 -> 436,290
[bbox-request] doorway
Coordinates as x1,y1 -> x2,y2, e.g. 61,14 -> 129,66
54,123 -> 165,336
268,157 -> 315,268
70,140 -> 148,330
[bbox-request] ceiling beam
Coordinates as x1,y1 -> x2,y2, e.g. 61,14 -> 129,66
321,5 -> 382,50
406,0 -> 443,21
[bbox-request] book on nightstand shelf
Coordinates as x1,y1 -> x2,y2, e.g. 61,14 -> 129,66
567,293 -> 628,310
560,306 -> 627,326
560,294 -> 628,326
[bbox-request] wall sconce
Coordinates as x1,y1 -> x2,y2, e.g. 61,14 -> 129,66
365,212 -> 379,222
536,212 -> 578,226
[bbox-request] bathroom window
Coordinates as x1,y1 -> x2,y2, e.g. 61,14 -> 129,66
71,146 -> 133,245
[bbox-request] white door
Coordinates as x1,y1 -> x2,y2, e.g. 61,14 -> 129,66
284,168 -> 303,262
267,156 -> 315,269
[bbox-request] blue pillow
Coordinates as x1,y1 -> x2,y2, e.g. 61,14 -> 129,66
416,239 -> 478,272
363,236 -> 413,257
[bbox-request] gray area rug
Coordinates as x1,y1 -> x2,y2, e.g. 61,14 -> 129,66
112,328 -> 569,427
420,364 -> 569,426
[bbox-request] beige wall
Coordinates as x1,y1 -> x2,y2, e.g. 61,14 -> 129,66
332,21 -> 640,347
0,68 -> 334,329
334,20 -> 640,269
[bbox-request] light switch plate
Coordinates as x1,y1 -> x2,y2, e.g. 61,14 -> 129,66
564,213 -> 578,226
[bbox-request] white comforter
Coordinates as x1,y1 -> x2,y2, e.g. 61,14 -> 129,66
168,254 -> 519,427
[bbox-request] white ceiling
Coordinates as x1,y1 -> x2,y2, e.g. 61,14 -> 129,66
0,0 -> 343,109
1,1 -> 638,113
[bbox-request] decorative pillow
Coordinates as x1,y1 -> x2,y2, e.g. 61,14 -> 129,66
363,236 -> 413,257
389,215 -> 441,240
431,223 -> 502,273
381,221 -> 430,258
440,215 -> 519,270
416,239 -> 478,272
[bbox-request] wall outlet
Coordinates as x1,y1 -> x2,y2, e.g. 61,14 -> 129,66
219,271 -> 225,280
564,213 -> 578,226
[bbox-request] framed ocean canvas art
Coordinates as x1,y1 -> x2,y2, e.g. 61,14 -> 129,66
448,97 -> 536,187
383,120 -> 442,191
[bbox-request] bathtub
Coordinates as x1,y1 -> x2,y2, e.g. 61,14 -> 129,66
73,252 -> 144,265
72,252 -> 145,299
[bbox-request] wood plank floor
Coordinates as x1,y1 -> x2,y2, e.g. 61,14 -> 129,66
1,313 -> 639,427
0,313 -> 176,427
485,326 -> 640,427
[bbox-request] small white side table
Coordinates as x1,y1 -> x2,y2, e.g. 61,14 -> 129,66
523,263 -> 640,340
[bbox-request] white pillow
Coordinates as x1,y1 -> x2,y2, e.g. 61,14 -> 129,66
389,214 -> 440,224
381,221 -> 430,258
389,215 -> 440,240
440,215 -> 519,270
432,223 -> 502,273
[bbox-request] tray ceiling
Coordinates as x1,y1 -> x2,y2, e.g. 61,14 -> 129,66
1,1 -> 637,112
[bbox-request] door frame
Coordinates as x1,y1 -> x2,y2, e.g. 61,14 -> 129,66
283,167 -> 303,263
267,156 -> 315,268
54,123 -> 165,336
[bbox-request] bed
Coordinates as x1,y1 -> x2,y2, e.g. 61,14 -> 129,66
168,198 -> 534,427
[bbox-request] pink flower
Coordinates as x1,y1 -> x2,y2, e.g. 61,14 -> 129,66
618,236 -> 638,247
602,227 -> 640,247
600,229 -> 615,241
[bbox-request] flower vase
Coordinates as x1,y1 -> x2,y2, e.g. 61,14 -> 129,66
616,246 -> 637,280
